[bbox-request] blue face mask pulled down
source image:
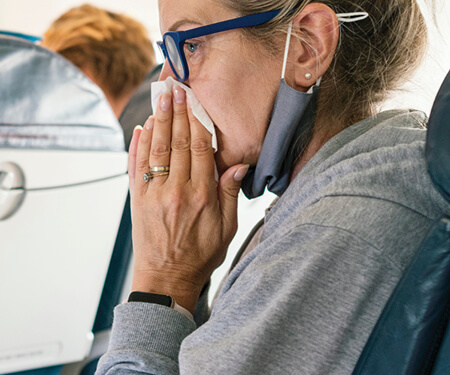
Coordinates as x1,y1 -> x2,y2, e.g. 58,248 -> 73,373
241,78 -> 318,198
241,20 -> 319,199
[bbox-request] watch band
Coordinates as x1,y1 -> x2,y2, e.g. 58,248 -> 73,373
128,291 -> 194,321
128,291 -> 173,307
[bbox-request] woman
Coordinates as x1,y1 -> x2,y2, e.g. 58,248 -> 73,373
97,0 -> 449,374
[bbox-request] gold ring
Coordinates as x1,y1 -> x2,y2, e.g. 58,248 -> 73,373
143,173 -> 152,182
151,171 -> 169,178
150,166 -> 170,173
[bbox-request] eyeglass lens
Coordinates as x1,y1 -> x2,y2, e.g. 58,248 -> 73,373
165,35 -> 185,79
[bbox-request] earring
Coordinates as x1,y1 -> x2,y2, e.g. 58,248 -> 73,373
305,73 -> 312,80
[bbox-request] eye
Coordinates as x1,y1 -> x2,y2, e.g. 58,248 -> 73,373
185,42 -> 199,53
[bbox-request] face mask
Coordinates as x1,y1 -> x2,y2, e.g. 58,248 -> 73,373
241,22 -> 318,199
241,11 -> 368,199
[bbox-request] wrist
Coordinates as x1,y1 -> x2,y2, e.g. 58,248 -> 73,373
131,269 -> 204,314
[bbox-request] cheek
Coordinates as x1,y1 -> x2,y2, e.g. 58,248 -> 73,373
193,73 -> 248,136
199,84 -> 259,139
189,48 -> 281,170
195,84 -> 251,165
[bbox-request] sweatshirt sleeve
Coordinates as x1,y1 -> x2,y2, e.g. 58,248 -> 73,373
96,303 -> 196,375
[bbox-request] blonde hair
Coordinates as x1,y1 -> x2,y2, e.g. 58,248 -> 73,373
42,4 -> 156,98
221,0 -> 428,129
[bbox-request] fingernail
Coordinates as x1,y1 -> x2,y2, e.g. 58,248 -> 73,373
160,94 -> 172,111
234,164 -> 250,182
132,125 -> 143,143
144,116 -> 154,130
173,86 -> 186,104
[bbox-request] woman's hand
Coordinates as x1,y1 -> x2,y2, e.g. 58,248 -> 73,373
128,86 -> 249,313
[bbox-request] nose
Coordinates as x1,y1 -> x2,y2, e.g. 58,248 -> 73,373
159,60 -> 177,82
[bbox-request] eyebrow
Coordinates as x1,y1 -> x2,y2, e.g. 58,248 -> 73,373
169,19 -> 203,32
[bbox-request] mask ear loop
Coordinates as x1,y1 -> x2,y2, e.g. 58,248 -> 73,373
336,12 -> 369,35
281,21 -> 292,81
336,12 -> 369,23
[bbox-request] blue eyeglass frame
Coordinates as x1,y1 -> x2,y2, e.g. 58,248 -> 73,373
157,9 -> 281,82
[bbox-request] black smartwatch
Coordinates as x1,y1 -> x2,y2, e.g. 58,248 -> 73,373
128,291 -> 173,307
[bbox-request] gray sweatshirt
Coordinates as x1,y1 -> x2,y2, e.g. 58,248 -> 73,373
96,110 -> 450,374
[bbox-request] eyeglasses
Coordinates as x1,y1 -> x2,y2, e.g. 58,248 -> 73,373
157,10 -> 281,82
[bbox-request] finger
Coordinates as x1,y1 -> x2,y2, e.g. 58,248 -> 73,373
128,125 -> 143,204
188,103 -> 215,185
169,86 -> 190,182
218,164 -> 249,242
135,116 -> 154,193
150,93 -> 172,185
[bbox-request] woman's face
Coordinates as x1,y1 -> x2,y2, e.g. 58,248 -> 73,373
158,0 -> 283,174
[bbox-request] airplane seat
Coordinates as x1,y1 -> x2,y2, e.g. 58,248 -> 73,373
0,33 -> 128,374
352,70 -> 450,374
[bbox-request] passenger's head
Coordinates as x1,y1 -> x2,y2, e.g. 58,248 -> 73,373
42,4 -> 156,117
158,0 -> 428,173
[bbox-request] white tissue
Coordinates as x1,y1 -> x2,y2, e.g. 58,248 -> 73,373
151,77 -> 218,151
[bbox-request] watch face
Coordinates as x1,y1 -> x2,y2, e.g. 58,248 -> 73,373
128,291 -> 173,307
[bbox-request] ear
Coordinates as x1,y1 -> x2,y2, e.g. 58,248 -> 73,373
288,3 -> 339,90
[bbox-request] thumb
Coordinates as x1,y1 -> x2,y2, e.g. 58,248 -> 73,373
218,164 -> 250,241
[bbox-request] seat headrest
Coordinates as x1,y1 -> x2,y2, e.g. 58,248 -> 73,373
426,71 -> 450,203
0,35 -> 124,152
